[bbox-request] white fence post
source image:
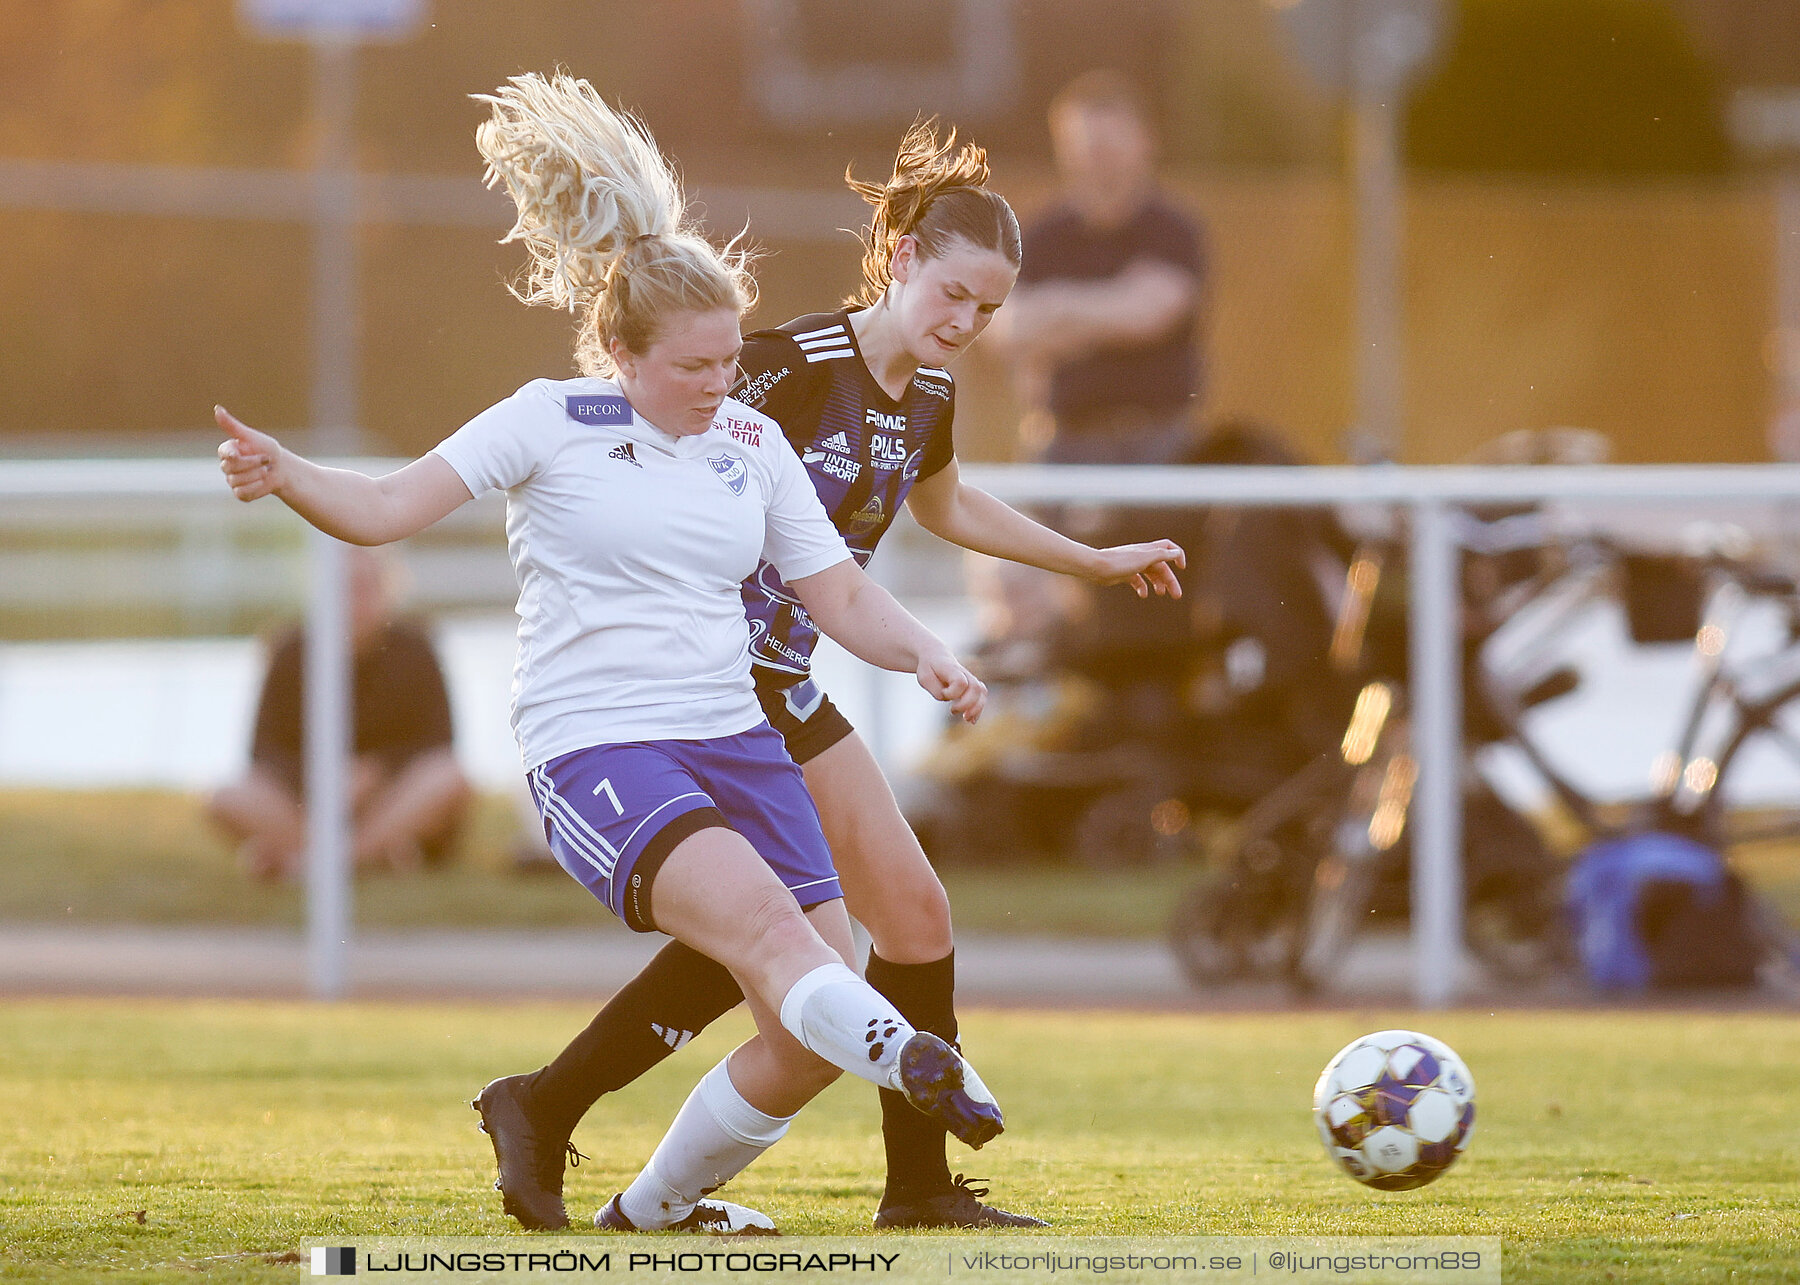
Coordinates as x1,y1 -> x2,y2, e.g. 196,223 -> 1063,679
304,530 -> 353,998
1408,499 -> 1463,1007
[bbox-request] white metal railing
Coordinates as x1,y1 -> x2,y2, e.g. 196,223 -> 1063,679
0,460 -> 509,624
9,456 -> 1800,1003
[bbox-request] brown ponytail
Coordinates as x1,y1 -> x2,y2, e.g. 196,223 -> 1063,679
845,119 -> 1021,308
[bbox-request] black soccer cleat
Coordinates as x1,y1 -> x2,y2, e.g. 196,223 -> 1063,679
895,1032 -> 1004,1150
874,1175 -> 1049,1230
595,1193 -> 778,1235
472,1073 -> 583,1231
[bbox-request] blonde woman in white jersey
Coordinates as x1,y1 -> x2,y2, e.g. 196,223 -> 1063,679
214,73 -> 1002,1235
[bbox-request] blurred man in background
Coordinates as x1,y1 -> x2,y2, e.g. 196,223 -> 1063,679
205,545 -> 470,880
971,70 -> 1211,721
999,69 -> 1208,465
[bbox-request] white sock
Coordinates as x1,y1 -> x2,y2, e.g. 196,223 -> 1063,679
618,1057 -> 792,1229
778,961 -> 917,1091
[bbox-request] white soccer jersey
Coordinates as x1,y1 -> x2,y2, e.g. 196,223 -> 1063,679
431,377 -> 851,768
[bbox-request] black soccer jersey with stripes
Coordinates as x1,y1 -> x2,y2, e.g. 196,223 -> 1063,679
732,310 -> 957,681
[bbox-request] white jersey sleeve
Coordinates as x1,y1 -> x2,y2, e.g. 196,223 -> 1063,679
753,407 -> 852,584
429,380 -> 556,496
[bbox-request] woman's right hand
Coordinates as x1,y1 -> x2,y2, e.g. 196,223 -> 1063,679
216,405 -> 285,502
915,648 -> 987,724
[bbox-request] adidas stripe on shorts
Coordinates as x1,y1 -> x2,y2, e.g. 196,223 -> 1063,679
527,721 -> 842,932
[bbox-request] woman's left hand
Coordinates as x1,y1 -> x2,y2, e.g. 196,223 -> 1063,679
1090,539 -> 1187,599
915,651 -> 988,724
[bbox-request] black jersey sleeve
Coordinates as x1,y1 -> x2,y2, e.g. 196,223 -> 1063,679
732,329 -> 825,443
917,377 -> 956,482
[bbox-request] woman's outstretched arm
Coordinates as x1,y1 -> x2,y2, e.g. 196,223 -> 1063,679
789,558 -> 986,724
905,456 -> 1185,598
215,405 -> 474,545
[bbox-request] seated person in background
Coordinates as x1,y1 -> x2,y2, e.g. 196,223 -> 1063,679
996,68 -> 1208,465
206,545 -> 471,879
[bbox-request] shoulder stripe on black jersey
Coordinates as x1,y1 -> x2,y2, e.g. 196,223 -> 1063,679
804,349 -> 855,363
793,324 -> 847,342
915,367 -> 952,382
797,334 -> 850,352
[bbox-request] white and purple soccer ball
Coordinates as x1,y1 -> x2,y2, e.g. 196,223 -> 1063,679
1312,1029 -> 1476,1191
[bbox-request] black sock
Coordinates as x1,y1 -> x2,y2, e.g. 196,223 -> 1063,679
524,939 -> 745,1139
865,949 -> 958,1203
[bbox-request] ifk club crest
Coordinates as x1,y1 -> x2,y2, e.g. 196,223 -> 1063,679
708,453 -> 747,495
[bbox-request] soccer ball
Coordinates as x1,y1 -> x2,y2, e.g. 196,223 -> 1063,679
1312,1029 -> 1475,1191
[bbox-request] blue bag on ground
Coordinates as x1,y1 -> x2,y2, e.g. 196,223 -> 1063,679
1564,832 -> 1758,990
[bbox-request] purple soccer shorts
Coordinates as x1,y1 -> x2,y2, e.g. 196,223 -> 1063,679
526,721 -> 841,932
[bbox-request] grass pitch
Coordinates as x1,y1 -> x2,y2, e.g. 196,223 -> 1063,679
1,1001 -> 1795,1283
7,787 -> 1797,943
0,788 -> 1186,937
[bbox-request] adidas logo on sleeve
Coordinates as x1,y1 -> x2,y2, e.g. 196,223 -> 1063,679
608,442 -> 642,468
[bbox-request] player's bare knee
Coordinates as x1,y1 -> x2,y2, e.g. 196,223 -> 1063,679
865,880 -> 954,960
737,880 -> 820,965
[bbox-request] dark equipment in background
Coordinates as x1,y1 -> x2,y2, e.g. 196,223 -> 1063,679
1170,501 -> 1800,996
912,421 -> 1364,867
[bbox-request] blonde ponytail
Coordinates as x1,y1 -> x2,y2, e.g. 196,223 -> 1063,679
474,73 -> 756,376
